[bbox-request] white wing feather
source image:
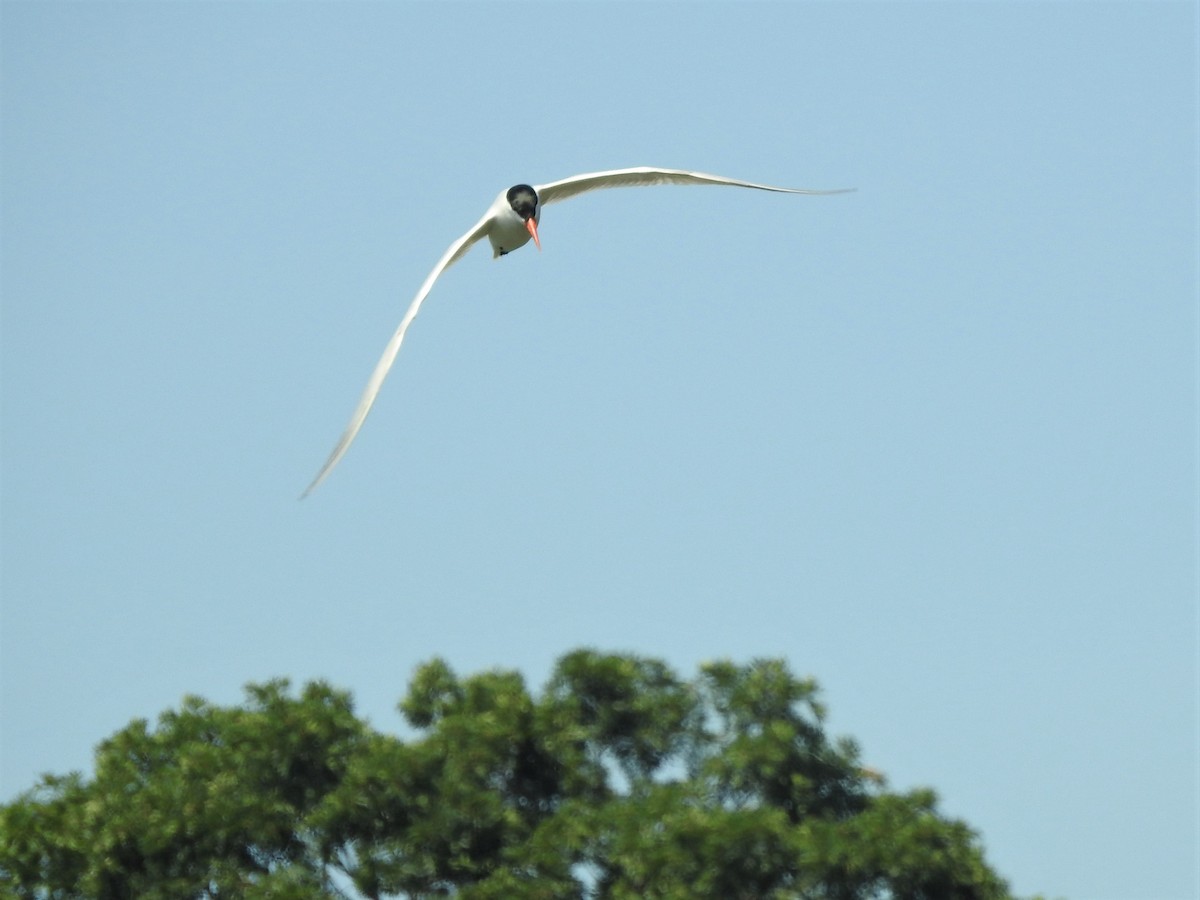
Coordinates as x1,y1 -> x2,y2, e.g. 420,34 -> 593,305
301,213 -> 492,498
536,166 -> 853,205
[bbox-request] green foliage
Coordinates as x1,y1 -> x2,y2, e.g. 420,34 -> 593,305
1,651 -> 1021,899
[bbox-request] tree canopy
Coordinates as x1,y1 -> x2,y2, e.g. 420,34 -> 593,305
1,650 -> 1024,899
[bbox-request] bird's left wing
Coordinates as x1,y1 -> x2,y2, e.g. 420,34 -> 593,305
301,212 -> 493,498
535,166 -> 854,205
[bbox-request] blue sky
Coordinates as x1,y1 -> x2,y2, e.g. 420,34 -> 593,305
1,3 -> 1195,898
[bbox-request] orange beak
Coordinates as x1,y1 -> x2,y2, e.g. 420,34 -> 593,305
525,216 -> 541,251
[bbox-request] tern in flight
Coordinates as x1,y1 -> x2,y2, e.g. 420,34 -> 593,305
302,166 -> 853,496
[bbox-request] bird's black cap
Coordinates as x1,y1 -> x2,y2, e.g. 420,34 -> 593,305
506,184 -> 538,220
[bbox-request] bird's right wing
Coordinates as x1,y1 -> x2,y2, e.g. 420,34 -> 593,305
301,212 -> 493,498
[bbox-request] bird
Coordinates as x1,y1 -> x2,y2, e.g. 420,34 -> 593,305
302,166 -> 853,497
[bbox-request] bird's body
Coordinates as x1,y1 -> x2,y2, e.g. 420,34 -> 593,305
302,166 -> 852,497
488,184 -> 541,257
487,205 -> 536,257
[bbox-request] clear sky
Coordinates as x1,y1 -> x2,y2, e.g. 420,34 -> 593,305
2,3 -> 1196,898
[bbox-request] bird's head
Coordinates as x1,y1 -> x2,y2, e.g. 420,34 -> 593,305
506,184 -> 541,250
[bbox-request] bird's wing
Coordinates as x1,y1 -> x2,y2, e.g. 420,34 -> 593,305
535,166 -> 854,205
301,212 -> 493,498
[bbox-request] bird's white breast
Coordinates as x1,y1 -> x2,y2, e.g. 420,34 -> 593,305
486,200 -> 541,258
